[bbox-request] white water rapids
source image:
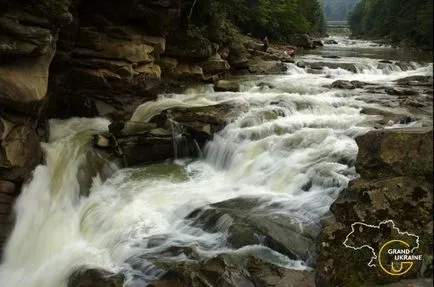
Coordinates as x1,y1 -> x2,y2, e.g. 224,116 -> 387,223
0,39 -> 432,287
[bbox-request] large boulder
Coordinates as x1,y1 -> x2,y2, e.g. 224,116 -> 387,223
199,55 -> 230,76
289,34 -> 313,49
151,255 -> 315,287
360,107 -> 414,127
316,127 -> 433,286
115,130 -> 199,166
331,80 -> 355,90
228,40 -> 249,69
307,61 -> 358,73
248,58 -> 288,75
187,197 -> 320,263
395,75 -> 433,87
354,127 -> 432,180
385,87 -> 419,96
150,102 -> 249,143
94,103 -> 249,166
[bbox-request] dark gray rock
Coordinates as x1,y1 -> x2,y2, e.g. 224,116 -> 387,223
187,197 -> 320,263
68,268 -> 124,287
385,87 -> 419,96
331,80 -> 355,89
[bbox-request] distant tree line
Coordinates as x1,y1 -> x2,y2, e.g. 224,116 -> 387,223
180,0 -> 326,42
322,0 -> 360,21
348,0 -> 433,48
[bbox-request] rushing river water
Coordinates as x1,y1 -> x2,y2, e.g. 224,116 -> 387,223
0,38 -> 432,287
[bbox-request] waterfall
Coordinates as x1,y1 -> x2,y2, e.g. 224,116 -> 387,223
0,38 -> 432,287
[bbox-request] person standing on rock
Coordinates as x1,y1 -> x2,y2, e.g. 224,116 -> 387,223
262,35 -> 269,52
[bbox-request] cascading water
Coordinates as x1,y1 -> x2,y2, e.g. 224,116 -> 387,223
0,39 -> 432,287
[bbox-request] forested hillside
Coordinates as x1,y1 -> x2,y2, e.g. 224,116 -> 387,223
349,0 -> 433,49
322,0 -> 360,21
180,0 -> 325,42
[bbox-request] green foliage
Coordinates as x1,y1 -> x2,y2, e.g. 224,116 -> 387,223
348,0 -> 433,48
181,0 -> 326,42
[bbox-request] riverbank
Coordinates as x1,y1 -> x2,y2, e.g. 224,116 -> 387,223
1,31 -> 433,286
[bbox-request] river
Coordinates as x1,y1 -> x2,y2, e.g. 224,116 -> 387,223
0,37 -> 432,286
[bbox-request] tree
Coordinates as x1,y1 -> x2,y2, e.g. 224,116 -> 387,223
348,0 -> 433,48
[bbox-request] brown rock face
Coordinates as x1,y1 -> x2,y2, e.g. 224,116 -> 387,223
0,1 -> 71,248
0,0 -> 181,249
48,0 -> 181,119
316,127 -> 433,286
355,127 -> 433,181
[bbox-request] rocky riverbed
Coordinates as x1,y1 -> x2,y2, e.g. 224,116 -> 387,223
0,1 -> 433,287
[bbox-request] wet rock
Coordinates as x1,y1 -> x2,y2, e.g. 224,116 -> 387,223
296,61 -> 307,68
312,39 -> 324,47
68,268 -> 124,287
331,80 -> 355,89
350,80 -> 374,88
199,55 -> 230,76
187,197 -> 320,263
248,48 -> 280,61
116,132 -> 189,166
257,82 -> 275,90
322,55 -> 340,59
246,256 -> 315,287
323,39 -> 338,45
385,87 -> 419,96
395,61 -> 415,71
0,112 -> 43,183
151,254 -> 315,287
395,75 -> 433,87
214,80 -> 240,92
248,59 -> 288,75
228,40 -> 249,69
316,127 -> 433,286
308,62 -> 357,73
0,180 -> 15,196
0,180 -> 15,247
152,103 -> 247,131
360,107 -> 414,126
110,103 -> 246,159
289,34 -> 313,49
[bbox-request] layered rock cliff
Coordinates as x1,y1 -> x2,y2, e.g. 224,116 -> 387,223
0,0 -> 296,249
0,0 -> 181,248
